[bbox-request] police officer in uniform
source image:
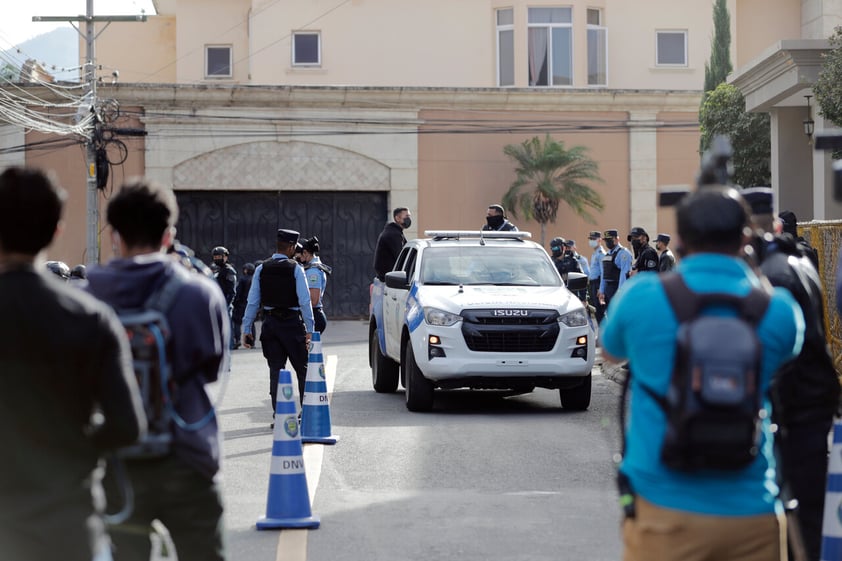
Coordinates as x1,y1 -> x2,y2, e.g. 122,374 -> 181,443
598,229 -> 633,309
241,229 -> 314,419
627,227 -> 659,276
211,246 -> 237,306
300,236 -> 332,334
655,233 -> 676,272
586,231 -> 606,322
743,187 -> 840,561
482,204 -> 518,231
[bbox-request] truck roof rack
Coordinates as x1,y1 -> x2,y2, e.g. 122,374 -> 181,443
424,230 -> 532,241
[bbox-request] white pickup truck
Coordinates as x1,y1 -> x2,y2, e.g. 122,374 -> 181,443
368,231 -> 595,412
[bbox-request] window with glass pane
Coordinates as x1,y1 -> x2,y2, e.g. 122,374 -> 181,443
656,31 -> 687,66
528,7 -> 572,86
293,33 -> 320,65
206,46 -> 231,77
587,9 -> 606,85
497,9 -> 514,86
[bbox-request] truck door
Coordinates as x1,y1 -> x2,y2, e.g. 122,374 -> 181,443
383,247 -> 417,358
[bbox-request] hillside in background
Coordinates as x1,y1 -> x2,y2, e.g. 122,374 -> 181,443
3,27 -> 79,81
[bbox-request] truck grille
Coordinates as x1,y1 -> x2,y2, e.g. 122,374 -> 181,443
460,309 -> 559,352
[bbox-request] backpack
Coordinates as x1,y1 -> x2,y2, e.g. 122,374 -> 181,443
116,274 -> 185,459
640,273 -> 771,472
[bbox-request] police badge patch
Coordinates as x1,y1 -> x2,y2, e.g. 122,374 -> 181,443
282,385 -> 294,400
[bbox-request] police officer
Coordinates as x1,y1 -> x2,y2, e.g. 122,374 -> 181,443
482,204 -> 518,231
241,229 -> 314,422
211,246 -> 237,307
598,229 -> 633,309
627,227 -> 659,276
655,233 -> 676,272
300,236 -> 332,334
743,187 -> 840,561
231,262 -> 255,349
586,231 -> 606,322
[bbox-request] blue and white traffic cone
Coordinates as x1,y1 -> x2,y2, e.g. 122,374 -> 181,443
256,369 -> 320,530
301,332 -> 339,444
821,419 -> 842,560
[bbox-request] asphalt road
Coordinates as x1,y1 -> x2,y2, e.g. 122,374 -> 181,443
203,320 -> 624,561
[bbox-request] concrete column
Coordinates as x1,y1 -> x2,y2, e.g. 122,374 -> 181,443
628,111 -> 658,235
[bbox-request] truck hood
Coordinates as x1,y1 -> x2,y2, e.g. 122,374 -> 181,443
415,284 -> 581,313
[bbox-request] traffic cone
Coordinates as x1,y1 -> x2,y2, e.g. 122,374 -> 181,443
820,419 -> 842,560
301,332 -> 339,444
256,369 -> 320,530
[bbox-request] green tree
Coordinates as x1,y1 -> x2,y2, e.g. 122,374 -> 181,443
699,83 -> 770,187
704,0 -> 733,93
813,26 -> 842,128
501,135 -> 604,247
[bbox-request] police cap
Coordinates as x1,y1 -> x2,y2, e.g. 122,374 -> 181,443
655,233 -> 671,244
627,226 -> 647,241
243,262 -> 256,274
302,236 -> 320,254
603,229 -> 619,239
212,246 -> 228,256
741,187 -> 774,216
587,231 -> 601,239
277,229 -> 300,244
563,239 -> 575,247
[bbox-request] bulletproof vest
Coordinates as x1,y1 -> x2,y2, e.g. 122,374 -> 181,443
260,258 -> 299,309
602,248 -> 621,283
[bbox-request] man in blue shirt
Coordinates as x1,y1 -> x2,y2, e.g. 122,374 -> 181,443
242,229 -> 315,420
586,230 -> 606,322
601,186 -> 804,561
597,229 -> 633,309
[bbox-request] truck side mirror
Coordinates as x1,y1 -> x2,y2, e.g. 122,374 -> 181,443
385,271 -> 409,290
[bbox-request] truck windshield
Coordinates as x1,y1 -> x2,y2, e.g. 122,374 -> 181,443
419,246 -> 561,287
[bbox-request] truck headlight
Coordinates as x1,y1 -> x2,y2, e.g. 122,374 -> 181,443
558,309 -> 588,327
424,307 -> 462,326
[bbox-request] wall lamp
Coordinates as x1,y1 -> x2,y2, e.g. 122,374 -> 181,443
804,95 -> 815,139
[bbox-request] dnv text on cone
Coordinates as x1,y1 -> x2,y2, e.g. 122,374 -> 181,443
256,369 -> 320,530
301,331 -> 339,444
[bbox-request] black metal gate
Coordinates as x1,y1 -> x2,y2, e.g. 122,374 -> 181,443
174,191 -> 387,319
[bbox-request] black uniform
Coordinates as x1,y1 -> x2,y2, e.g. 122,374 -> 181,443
213,262 -> 237,307
373,221 -> 407,281
632,243 -> 659,273
658,250 -> 676,272
762,235 -> 840,561
554,251 -> 586,300
231,269 -> 253,346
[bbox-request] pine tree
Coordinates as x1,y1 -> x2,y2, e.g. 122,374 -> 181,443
704,0 -> 732,93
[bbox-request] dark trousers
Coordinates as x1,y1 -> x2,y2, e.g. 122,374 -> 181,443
261,314 -> 308,407
587,278 -> 604,322
779,420 -> 833,561
108,455 -> 225,561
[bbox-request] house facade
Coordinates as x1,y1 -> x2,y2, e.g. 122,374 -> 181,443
3,0 -> 727,316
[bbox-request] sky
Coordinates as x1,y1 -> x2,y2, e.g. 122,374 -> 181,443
0,0 -> 156,48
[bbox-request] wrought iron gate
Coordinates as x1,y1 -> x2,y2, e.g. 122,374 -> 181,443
175,190 -> 387,319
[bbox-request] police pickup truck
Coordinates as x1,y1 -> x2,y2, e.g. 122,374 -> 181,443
368,230 -> 595,412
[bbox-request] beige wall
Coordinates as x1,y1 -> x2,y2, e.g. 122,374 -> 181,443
656,111 -> 701,245
99,0 -> 719,90
735,0 -> 800,68
81,16 -> 177,83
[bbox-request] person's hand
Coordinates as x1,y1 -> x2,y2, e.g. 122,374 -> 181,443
242,333 -> 254,349
305,332 -> 312,347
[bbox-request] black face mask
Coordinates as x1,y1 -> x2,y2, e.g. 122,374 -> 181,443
401,217 -> 412,229
604,239 -> 616,250
631,239 -> 642,251
564,250 -> 574,257
486,215 -> 504,229
213,258 -> 224,267
551,247 -> 562,257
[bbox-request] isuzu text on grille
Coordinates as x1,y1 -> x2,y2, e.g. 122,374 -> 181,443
493,309 -> 529,316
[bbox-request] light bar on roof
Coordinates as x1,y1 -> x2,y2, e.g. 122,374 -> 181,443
424,230 -> 532,240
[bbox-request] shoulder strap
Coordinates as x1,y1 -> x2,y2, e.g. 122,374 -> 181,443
660,272 -> 698,323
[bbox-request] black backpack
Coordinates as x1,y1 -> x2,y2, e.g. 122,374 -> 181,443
116,274 -> 185,459
639,273 -> 771,471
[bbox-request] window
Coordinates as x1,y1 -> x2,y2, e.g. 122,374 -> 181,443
528,7 -> 572,87
496,8 -> 514,86
587,9 -> 606,85
656,30 -> 687,66
205,45 -> 232,78
293,32 -> 320,66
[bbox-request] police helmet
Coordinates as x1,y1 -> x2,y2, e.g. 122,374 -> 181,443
549,237 -> 565,253
46,260 -> 71,280
70,264 -> 87,279
212,246 -> 229,257
243,262 -> 256,274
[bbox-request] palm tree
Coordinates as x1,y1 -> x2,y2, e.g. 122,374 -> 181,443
502,135 -> 604,246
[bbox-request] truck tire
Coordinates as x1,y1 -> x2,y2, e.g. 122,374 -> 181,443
404,343 -> 434,412
559,374 -> 591,411
371,328 -> 399,393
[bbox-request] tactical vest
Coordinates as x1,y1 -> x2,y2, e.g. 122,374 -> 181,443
260,258 -> 299,309
602,248 -> 621,283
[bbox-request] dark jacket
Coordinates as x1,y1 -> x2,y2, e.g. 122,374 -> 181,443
762,236 -> 840,425
633,244 -> 659,273
373,221 -> 407,280
232,272 -> 253,322
0,267 -> 145,561
214,262 -> 237,306
87,255 -> 229,479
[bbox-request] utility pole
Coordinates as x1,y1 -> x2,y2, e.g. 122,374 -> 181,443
34,1 -> 146,265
